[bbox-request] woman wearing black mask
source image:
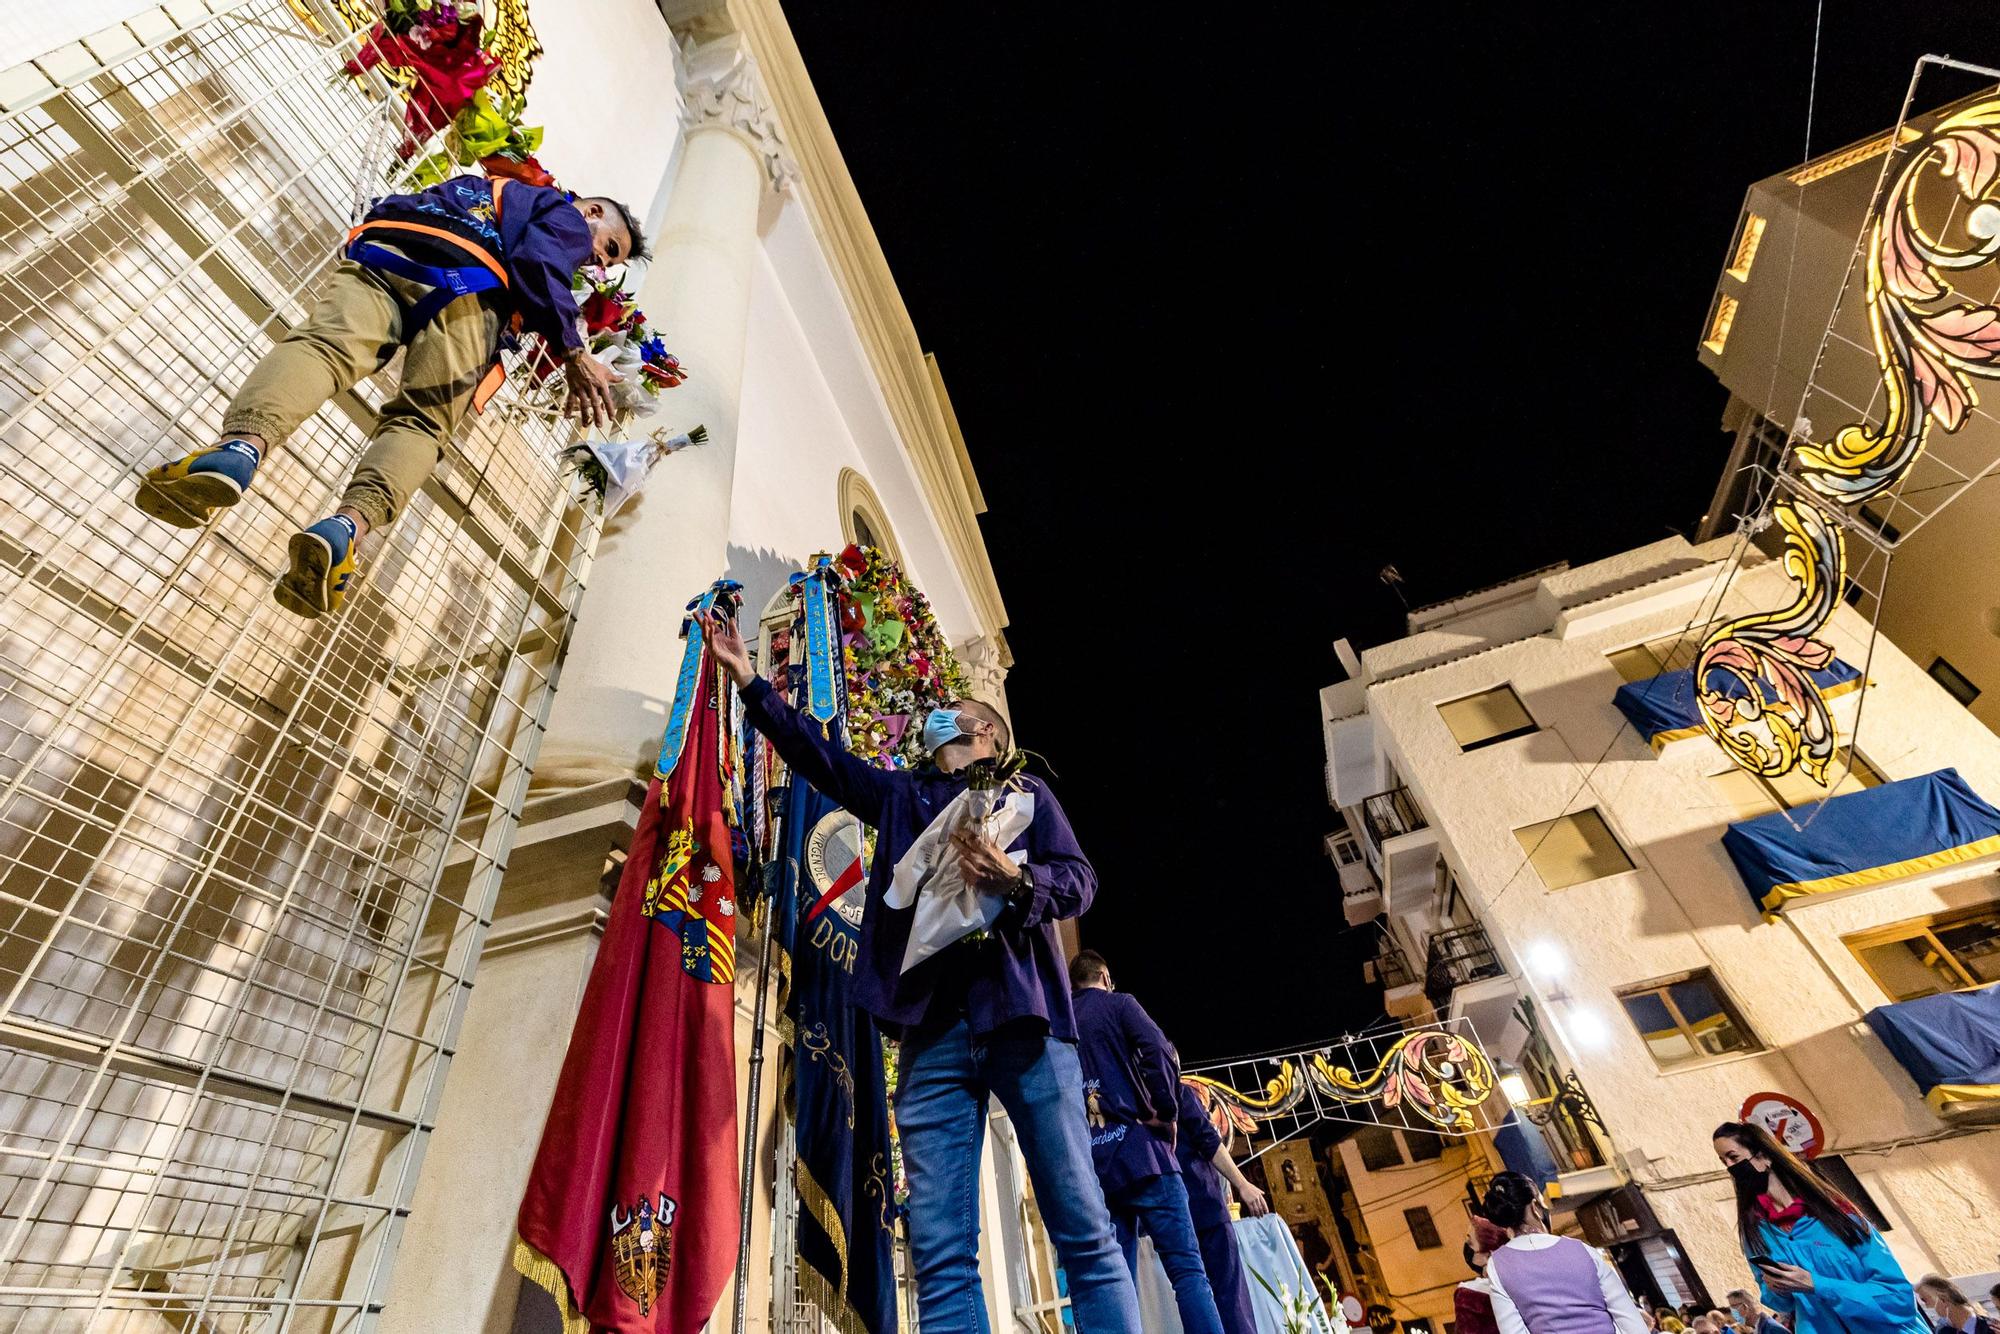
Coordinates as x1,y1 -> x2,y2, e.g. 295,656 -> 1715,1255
1710,1122 -> 1926,1332
1479,1171 -> 1647,1333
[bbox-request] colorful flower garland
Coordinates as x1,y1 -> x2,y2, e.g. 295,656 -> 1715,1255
831,544 -> 970,770
343,1 -> 554,187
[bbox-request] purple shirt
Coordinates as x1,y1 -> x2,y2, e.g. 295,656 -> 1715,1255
365,175 -> 591,351
1074,988 -> 1181,1192
1488,1237 -> 1615,1334
1175,1081 -> 1230,1223
741,676 -> 1097,1039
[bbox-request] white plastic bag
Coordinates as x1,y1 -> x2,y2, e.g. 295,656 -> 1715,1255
886,786 -> 1035,972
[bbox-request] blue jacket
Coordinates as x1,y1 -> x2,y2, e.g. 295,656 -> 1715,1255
742,677 -> 1097,1039
365,175 -> 591,351
1073,987 -> 1180,1192
1746,1214 -> 1928,1333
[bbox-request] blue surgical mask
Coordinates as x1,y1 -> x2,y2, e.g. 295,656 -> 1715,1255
922,708 -> 968,753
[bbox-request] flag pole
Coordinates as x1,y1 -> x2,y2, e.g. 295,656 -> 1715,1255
732,849 -> 777,1334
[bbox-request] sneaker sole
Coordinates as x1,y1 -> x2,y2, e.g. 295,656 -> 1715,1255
133,470 -> 245,530
275,532 -> 335,619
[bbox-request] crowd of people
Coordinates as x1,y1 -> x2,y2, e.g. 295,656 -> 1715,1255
1449,1122 -> 1990,1334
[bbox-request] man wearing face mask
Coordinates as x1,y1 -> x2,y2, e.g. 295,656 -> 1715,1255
702,610 -> 1140,1334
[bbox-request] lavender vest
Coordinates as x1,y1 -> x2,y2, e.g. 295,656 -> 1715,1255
1488,1236 -> 1613,1334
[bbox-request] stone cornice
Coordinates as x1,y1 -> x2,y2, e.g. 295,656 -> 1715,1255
720,0 -> 1011,651
678,33 -> 799,194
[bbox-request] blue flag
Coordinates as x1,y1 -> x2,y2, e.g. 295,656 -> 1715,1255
767,572 -> 899,1334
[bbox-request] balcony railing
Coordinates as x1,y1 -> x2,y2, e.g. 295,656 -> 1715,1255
1374,942 -> 1418,990
1424,923 -> 1507,1012
1361,786 -> 1429,849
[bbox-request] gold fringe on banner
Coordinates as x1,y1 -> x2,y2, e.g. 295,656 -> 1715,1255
797,1264 -> 876,1334
512,1233 -> 591,1334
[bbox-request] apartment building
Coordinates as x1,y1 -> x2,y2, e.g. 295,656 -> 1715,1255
1322,535 -> 2000,1306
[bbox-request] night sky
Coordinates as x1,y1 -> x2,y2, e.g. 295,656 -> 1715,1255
783,4 -> 2000,1061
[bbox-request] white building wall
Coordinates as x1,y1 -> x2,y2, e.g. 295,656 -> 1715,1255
1344,536 -> 2000,1295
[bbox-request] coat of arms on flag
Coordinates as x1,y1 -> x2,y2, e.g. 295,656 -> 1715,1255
513,580 -> 743,1334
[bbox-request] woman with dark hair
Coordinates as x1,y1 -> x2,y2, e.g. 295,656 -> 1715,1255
1479,1171 -> 1647,1333
1455,1213 -> 1510,1334
1710,1121 -> 1926,1332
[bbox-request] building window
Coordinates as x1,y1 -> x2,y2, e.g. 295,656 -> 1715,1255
1606,627 -> 1710,683
1710,746 -> 1883,819
1726,213 -> 1768,281
1514,809 -> 1635,889
1437,685 -> 1539,751
1616,970 -> 1761,1069
1845,904 -> 2000,1002
1403,1129 -> 1445,1162
1703,293 -> 1739,355
1328,830 -> 1363,866
1405,1206 -> 1443,1250
837,467 -> 901,562
1355,1126 -> 1403,1171
1929,656 -> 1982,708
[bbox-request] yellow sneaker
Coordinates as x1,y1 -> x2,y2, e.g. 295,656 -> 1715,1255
134,439 -> 260,529
274,516 -> 359,619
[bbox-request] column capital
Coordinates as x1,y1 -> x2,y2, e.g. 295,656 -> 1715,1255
679,35 -> 799,194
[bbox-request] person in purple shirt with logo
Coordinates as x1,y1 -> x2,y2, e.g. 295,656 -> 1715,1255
1070,950 -> 1225,1334
135,174 -> 637,618
706,612 -> 1141,1334
1174,1079 -> 1266,1334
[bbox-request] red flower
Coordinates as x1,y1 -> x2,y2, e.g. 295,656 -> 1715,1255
344,20 -> 495,157
838,544 -> 868,576
641,360 -> 685,388
580,289 -> 635,334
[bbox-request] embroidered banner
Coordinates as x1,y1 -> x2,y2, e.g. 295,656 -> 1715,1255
517,579 -> 743,1334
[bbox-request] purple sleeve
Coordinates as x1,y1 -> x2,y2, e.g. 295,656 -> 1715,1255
1013,779 -> 1096,928
739,677 -> 896,828
1178,1084 -> 1222,1160
510,204 -> 592,352
1119,994 -> 1180,1130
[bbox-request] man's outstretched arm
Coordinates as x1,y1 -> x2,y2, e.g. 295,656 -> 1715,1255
701,609 -> 894,827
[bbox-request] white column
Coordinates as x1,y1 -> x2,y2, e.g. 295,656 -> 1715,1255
536,36 -> 795,791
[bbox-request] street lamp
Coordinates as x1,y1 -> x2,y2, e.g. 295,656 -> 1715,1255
1498,1065 -> 1605,1132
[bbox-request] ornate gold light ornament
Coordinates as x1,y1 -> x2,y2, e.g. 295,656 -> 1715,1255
1186,1027 -> 1498,1135
1700,97 -> 2000,782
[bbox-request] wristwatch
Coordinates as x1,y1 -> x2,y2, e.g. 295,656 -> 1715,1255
1005,865 -> 1035,916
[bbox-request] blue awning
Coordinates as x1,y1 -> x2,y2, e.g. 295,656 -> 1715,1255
1493,1110 -> 1560,1190
1722,768 -> 2000,916
1614,659 -> 1862,752
1864,983 -> 2000,1116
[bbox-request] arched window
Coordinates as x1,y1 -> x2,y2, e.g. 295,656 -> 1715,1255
837,468 -> 900,562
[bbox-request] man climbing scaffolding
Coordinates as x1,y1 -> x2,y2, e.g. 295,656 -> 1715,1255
132,173 -> 646,617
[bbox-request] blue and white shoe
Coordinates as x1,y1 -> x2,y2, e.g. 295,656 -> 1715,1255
134,438 -> 261,529
275,515 -> 360,619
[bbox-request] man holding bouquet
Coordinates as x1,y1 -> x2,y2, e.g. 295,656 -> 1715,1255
703,610 -> 1140,1334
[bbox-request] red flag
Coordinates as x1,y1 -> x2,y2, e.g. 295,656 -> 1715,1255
515,655 -> 740,1333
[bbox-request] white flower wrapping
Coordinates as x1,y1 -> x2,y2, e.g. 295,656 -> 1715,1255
576,428 -> 699,516
589,333 -> 660,421
885,785 -> 1034,973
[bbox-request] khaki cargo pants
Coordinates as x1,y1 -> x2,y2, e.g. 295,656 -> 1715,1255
222,252 -> 501,530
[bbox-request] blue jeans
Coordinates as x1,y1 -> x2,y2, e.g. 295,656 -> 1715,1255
1107,1172 -> 1225,1334
898,1020 -> 1140,1334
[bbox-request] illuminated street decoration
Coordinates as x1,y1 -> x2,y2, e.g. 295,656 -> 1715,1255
1701,97 -> 2000,781
1311,1029 -> 1497,1133
1185,1024 -> 1498,1143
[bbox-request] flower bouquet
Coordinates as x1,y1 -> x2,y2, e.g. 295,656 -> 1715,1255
567,270 -> 689,420
562,425 -> 708,516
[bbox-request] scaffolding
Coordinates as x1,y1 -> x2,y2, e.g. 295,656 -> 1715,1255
0,2 -> 597,1328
